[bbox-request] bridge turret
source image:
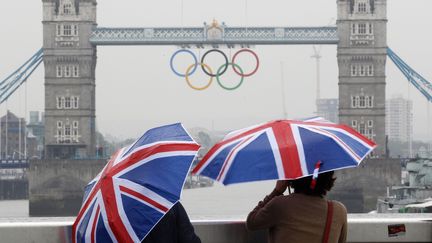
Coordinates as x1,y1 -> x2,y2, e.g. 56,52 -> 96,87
42,0 -> 97,159
337,0 -> 387,157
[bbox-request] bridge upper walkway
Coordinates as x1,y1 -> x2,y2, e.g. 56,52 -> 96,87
90,26 -> 338,45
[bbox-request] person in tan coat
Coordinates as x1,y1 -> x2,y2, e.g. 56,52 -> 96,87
246,171 -> 347,243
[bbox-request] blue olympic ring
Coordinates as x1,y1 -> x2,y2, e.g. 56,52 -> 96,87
170,49 -> 198,77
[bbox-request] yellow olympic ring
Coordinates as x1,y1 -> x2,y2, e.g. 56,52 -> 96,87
185,63 -> 214,91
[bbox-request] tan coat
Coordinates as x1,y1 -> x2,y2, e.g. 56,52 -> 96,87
247,191 -> 347,243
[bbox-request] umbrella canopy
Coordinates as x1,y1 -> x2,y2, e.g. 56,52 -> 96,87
72,123 -> 200,243
192,117 -> 376,185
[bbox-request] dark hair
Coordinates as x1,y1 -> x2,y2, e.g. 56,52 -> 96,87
290,171 -> 336,197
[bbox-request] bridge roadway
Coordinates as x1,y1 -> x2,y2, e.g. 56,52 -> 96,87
0,214 -> 431,243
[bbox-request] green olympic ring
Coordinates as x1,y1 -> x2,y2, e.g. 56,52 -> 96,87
216,63 -> 244,91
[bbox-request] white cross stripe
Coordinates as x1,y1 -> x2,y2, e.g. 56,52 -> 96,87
299,125 -> 363,162
115,178 -> 174,214
265,128 -> 285,178
120,140 -> 198,162
289,124 -> 309,176
113,150 -> 198,178
84,197 -> 100,242
218,131 -> 265,183
97,197 -> 119,243
75,193 -> 100,242
110,179 -> 141,243
193,136 -> 252,175
298,124 -> 374,149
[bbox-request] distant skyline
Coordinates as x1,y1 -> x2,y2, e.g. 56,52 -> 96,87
0,0 -> 431,141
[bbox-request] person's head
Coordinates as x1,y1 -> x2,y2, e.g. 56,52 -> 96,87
290,171 -> 336,197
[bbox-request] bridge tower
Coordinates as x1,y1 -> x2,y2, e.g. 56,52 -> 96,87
337,0 -> 387,156
42,0 -> 97,159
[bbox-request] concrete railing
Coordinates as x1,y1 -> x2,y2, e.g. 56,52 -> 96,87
0,214 -> 431,243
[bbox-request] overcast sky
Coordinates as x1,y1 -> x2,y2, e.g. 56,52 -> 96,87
0,0 -> 431,141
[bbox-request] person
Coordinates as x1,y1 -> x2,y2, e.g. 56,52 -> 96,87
246,171 -> 347,243
142,201 -> 201,243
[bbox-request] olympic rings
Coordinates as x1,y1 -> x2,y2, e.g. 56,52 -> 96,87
216,63 -> 244,91
170,48 -> 259,90
231,49 -> 260,77
185,63 -> 213,91
170,49 -> 198,77
200,49 -> 229,77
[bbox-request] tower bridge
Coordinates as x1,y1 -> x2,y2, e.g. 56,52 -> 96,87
1,0 -> 431,160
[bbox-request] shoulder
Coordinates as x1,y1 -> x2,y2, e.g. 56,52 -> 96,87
330,200 -> 348,216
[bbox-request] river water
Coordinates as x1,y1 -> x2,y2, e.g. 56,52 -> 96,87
0,181 -> 275,220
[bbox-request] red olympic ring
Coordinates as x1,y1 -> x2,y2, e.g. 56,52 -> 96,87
231,49 -> 260,77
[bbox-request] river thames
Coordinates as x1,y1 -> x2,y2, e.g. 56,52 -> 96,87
0,181 -> 275,219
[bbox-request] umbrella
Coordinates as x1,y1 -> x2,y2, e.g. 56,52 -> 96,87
72,123 -> 200,243
192,117 -> 376,185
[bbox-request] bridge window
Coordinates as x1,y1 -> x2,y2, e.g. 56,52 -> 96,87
56,96 -> 79,109
351,22 -> 373,35
63,3 -> 72,15
350,64 -> 373,77
56,65 -> 79,78
358,23 -> 366,34
358,2 -> 367,13
72,65 -> 79,77
56,66 -> 63,77
63,25 -> 72,36
359,96 -> 366,107
351,65 -> 357,76
73,25 -> 78,36
56,24 -> 78,37
354,0 -> 370,14
367,64 -> 374,76
351,95 -> 374,108
55,120 -> 79,143
64,97 -> 71,108
359,122 -> 366,135
72,96 -> 79,108
367,96 -> 374,108
56,25 -> 61,36
359,65 -> 365,76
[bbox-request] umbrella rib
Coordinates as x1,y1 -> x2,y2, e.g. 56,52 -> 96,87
216,134 -> 257,182
304,126 -> 362,161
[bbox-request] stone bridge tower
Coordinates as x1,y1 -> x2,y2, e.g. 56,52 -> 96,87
42,0 -> 97,159
337,0 -> 387,157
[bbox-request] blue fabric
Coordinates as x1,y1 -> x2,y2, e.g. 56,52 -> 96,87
121,194 -> 165,241
77,202 -> 95,243
95,214 -> 113,243
124,123 -> 192,157
224,132 -> 278,184
298,127 -> 358,174
120,155 -> 195,203
200,141 -> 241,180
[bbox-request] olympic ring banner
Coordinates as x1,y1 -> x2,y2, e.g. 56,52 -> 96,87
170,48 -> 260,91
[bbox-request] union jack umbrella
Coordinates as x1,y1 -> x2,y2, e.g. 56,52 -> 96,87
192,117 -> 376,185
72,123 -> 200,243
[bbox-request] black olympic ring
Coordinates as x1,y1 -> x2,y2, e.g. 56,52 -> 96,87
170,48 -> 260,90
200,49 -> 229,77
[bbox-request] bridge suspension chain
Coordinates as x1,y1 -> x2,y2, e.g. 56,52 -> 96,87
387,47 -> 432,103
0,48 -> 43,105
